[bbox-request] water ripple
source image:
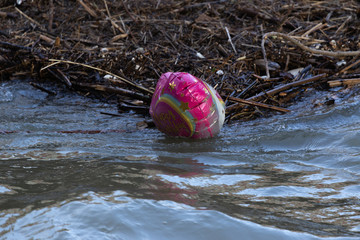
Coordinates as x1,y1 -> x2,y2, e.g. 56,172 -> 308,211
1,81 -> 360,238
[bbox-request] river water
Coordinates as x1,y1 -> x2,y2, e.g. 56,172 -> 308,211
0,80 -> 359,239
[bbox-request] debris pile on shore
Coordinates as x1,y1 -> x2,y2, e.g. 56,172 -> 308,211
1,0 -> 359,123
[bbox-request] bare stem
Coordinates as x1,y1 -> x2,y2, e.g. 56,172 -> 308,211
261,32 -> 360,79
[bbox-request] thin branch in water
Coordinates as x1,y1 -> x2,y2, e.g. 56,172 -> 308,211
30,82 -> 56,95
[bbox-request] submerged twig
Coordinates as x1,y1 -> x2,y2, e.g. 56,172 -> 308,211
29,82 -> 57,95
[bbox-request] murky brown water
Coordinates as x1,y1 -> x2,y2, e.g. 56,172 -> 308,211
0,81 -> 359,239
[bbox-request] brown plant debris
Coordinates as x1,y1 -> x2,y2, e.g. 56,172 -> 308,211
1,0 -> 360,123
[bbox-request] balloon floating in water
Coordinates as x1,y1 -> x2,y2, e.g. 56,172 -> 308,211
150,72 -> 225,139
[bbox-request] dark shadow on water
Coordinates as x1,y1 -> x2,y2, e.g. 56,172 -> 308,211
153,135 -> 222,153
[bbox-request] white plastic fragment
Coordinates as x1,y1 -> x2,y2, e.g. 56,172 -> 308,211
216,70 -> 224,75
287,68 -> 304,77
314,43 -> 321,49
336,60 -> 346,67
330,40 -> 337,49
103,74 -> 116,80
135,47 -> 145,54
100,48 -> 109,53
196,52 -> 205,59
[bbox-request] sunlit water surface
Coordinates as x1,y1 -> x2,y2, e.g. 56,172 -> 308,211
0,81 -> 359,239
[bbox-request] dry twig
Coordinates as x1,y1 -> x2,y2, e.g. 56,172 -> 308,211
44,59 -> 154,95
15,7 -> 45,31
262,32 -> 360,79
77,0 -> 98,18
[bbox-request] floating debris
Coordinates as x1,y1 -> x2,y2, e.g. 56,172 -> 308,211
150,72 -> 225,139
0,0 -> 359,125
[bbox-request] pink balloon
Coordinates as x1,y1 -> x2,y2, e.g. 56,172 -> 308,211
150,72 -> 225,139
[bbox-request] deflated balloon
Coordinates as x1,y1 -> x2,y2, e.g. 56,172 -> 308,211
150,72 -> 225,139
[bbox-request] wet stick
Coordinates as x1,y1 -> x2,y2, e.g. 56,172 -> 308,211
227,96 -> 290,113
248,73 -> 327,101
261,32 -> 360,79
328,78 -> 360,87
226,73 -> 327,113
43,59 -> 154,95
337,58 -> 360,75
73,82 -> 151,103
30,82 -> 56,96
